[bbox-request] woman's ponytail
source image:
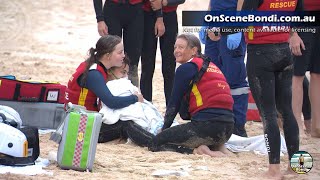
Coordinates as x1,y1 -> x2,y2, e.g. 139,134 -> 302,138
80,35 -> 122,86
80,47 -> 98,86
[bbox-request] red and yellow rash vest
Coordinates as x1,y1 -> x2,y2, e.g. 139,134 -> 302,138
188,57 -> 234,116
245,0 -> 298,44
65,62 -> 108,111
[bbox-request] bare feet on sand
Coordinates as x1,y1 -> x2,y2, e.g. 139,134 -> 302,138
260,164 -> 298,179
261,164 -> 282,180
304,120 -> 311,134
282,165 -> 297,176
296,118 -> 308,138
311,129 -> 320,138
193,145 -> 232,157
311,116 -> 320,137
300,128 -> 308,139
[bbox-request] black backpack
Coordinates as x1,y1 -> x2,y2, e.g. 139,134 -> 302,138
179,57 -> 211,120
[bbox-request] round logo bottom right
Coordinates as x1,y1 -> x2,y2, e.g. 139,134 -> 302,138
290,151 -> 313,174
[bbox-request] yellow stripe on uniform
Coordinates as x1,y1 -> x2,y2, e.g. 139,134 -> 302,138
78,88 -> 88,106
248,26 -> 254,40
192,85 -> 203,107
23,140 -> 28,157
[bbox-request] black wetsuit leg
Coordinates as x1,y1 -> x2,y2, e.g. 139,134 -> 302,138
246,43 -> 299,164
149,120 -> 233,154
302,76 -> 311,120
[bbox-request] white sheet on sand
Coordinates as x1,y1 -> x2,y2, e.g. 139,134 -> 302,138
100,79 -> 287,155
100,78 -> 177,135
225,134 -> 287,155
0,157 -> 52,176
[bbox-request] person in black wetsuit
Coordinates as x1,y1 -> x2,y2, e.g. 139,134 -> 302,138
241,0 -> 302,178
301,76 -> 311,134
140,0 -> 185,106
93,0 -> 146,86
148,33 -> 235,157
290,0 -> 320,138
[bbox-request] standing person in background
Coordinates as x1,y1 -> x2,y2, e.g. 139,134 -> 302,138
302,76 -> 312,134
278,77 -> 311,135
140,0 -> 185,105
283,76 -> 313,135
93,0 -> 145,86
241,0 -> 302,178
199,0 -> 249,137
289,0 -> 320,138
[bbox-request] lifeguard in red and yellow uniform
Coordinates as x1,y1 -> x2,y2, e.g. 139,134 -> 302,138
149,33 -> 235,157
66,62 -> 108,111
242,0 -> 301,178
65,35 -> 143,112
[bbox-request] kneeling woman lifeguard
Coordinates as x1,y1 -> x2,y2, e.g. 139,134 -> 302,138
149,33 -> 235,156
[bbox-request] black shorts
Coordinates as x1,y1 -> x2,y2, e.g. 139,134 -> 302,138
293,27 -> 320,76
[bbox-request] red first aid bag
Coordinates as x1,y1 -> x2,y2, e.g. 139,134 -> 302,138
0,75 -> 66,104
